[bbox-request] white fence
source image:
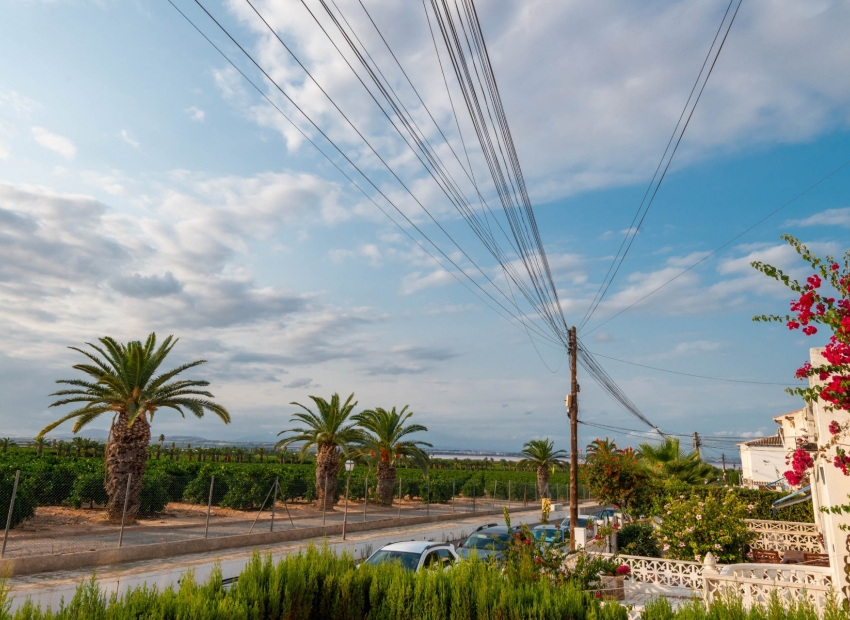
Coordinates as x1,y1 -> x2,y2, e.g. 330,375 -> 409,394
597,553 -> 716,590
745,519 -> 821,553
704,563 -> 834,609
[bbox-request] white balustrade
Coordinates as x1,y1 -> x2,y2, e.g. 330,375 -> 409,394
744,519 -> 821,552
704,563 -> 834,609
596,553 -> 717,590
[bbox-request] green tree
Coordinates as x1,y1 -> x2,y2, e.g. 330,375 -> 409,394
518,439 -> 567,499
354,406 -> 431,504
38,333 -> 230,522
157,434 -> 165,460
31,436 -> 47,457
583,439 -> 651,517
638,437 -> 718,484
277,393 -> 363,507
0,437 -> 15,454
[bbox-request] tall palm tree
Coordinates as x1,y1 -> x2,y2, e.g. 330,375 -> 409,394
157,434 -> 165,459
71,436 -> 84,457
277,393 -> 363,507
518,439 -> 567,499
638,437 -> 718,484
38,333 -> 230,523
354,406 -> 432,504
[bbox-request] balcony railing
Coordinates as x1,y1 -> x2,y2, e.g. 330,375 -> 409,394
596,553 -> 719,590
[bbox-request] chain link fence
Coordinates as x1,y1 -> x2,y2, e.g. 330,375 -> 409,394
1,464 -> 590,560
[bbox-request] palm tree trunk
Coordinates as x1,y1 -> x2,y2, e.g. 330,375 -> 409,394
315,444 -> 340,507
376,461 -> 395,505
537,466 -> 550,499
105,411 -> 150,523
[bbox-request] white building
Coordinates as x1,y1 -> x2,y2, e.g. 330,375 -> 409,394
738,433 -> 786,489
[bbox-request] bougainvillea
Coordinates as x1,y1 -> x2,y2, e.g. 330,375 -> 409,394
752,235 -> 850,489
582,439 -> 652,517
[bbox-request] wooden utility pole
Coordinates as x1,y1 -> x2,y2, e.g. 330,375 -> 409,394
721,453 -> 727,485
568,326 -> 579,551
692,431 -> 701,458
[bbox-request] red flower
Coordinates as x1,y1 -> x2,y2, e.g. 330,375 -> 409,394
784,470 -> 803,486
616,564 -> 631,576
802,325 -> 818,336
831,264 -> 840,271
595,592 -> 602,599
829,420 -> 841,435
807,274 -> 822,289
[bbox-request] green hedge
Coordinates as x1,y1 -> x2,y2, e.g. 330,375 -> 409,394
0,548 -> 625,620
652,482 -> 814,523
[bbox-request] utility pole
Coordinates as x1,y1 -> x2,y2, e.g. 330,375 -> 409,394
721,453 -> 727,485
568,326 -> 579,552
692,432 -> 701,458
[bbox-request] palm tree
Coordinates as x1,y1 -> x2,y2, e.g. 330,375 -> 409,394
38,333 -> 230,523
255,447 -> 266,463
518,439 -> 567,499
354,406 -> 431,505
277,393 -> 363,507
72,436 -> 84,457
30,437 -> 47,457
157,434 -> 165,459
638,437 -> 718,485
1,437 -> 15,454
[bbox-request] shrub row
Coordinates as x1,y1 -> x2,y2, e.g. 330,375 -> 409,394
1,548 -> 843,620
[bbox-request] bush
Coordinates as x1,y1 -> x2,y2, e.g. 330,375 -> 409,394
0,468 -> 37,528
138,470 -> 171,516
68,473 -> 109,509
617,521 -> 660,557
655,490 -> 755,563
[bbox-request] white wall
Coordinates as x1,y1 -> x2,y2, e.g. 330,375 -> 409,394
739,445 -> 787,489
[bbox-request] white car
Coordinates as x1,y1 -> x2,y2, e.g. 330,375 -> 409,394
361,541 -> 459,571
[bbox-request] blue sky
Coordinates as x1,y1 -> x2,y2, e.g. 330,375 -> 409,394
1,0 -> 849,458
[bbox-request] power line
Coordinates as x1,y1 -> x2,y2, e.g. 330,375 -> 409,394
579,0 -> 744,331
586,351 -> 795,385
582,155 -> 850,335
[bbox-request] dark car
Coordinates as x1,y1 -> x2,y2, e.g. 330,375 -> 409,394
457,524 -> 512,561
531,524 -> 566,544
591,508 -> 619,522
559,516 -> 597,536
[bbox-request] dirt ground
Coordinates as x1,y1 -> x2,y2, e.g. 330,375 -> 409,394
8,497 -> 443,541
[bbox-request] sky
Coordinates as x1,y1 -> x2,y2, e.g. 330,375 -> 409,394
1,0 -> 849,458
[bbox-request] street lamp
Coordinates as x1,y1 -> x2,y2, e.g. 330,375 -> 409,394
342,459 -> 355,540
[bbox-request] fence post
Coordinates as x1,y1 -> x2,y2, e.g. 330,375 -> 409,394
322,473 -> 328,527
508,480 -> 511,511
249,482 -> 275,533
118,473 -> 132,548
523,484 -> 527,507
397,477 -> 402,520
1,469 -> 20,559
270,477 -> 278,532
363,479 -> 368,522
451,480 -> 455,515
472,481 -> 476,514
426,477 -> 430,517
280,479 -> 295,528
204,475 -> 215,539
493,481 -> 497,509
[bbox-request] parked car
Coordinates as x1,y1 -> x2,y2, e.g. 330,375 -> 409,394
559,515 -> 597,535
361,541 -> 458,572
456,524 -> 512,561
531,524 -> 566,544
592,508 -> 619,522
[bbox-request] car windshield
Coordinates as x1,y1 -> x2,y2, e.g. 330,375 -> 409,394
532,527 -> 560,540
562,518 -> 592,528
364,550 -> 421,571
464,533 -> 510,550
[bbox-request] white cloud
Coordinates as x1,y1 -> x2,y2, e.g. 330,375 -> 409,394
217,0 -> 850,206
785,207 -> 850,228
31,126 -> 76,159
400,269 -> 455,295
185,106 -> 205,122
0,140 -> 8,160
120,129 -> 140,148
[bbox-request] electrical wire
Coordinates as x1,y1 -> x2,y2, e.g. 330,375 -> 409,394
586,351 -> 796,385
582,156 -> 850,335
579,0 -> 744,331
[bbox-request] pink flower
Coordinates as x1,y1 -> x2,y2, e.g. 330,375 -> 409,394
616,565 -> 631,576
829,420 -> 841,435
695,515 -> 702,521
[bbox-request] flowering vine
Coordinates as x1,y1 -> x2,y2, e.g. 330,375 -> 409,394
751,235 -> 850,488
